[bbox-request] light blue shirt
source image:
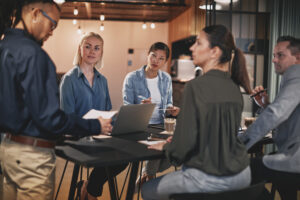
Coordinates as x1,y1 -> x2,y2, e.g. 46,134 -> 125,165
60,65 -> 112,117
122,65 -> 173,124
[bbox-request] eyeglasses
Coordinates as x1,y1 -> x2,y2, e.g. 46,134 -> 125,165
40,9 -> 57,30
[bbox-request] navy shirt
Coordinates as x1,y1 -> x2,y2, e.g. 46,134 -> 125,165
0,28 -> 101,140
60,65 -> 112,117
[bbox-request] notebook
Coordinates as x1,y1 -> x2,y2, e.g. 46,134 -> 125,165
110,104 -> 155,135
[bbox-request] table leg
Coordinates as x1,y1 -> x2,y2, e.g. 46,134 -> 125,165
126,161 -> 139,200
55,160 -> 69,200
106,167 -> 119,200
68,164 -> 80,200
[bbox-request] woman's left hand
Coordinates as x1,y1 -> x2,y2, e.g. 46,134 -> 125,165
148,141 -> 167,151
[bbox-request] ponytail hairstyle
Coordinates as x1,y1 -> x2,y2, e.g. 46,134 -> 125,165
203,25 -> 251,94
0,0 -> 59,39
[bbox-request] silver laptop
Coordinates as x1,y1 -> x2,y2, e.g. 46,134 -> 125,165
110,104 -> 155,135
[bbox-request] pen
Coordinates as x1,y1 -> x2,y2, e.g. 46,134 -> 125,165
138,95 -> 147,100
250,88 -> 267,98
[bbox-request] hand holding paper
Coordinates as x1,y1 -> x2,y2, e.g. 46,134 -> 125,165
98,117 -> 112,135
83,109 -> 117,135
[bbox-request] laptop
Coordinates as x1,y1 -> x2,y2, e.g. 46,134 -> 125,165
110,103 -> 155,135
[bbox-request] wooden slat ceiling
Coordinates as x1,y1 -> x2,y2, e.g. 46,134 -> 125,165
60,0 -> 190,22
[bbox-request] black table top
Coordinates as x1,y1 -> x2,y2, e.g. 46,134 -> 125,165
55,131 -> 165,168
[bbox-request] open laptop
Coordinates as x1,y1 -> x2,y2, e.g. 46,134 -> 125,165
110,103 -> 155,135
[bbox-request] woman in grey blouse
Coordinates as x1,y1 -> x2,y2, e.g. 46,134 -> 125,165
141,25 -> 252,200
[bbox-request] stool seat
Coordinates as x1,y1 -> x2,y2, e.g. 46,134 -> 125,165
169,182 -> 270,200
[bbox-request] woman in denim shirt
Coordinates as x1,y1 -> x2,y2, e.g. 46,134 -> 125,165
60,32 -> 127,200
122,42 -> 180,185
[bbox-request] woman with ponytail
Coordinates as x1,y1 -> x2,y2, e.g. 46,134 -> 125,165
141,25 -> 251,200
0,1 -> 111,199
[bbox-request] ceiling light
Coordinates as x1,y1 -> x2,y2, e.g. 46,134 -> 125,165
53,0 -> 65,4
73,7 -> 78,16
77,26 -> 82,34
100,15 -> 105,21
142,22 -> 147,30
72,19 -> 77,25
199,4 -> 222,10
100,23 -> 104,31
150,23 -> 155,29
215,0 -> 238,3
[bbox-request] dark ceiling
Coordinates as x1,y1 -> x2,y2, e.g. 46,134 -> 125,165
60,0 -> 190,22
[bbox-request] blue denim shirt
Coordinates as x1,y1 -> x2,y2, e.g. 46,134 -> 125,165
122,65 -> 173,124
0,29 -> 100,139
60,65 -> 112,117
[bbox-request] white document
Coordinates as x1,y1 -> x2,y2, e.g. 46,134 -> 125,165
138,140 -> 165,146
83,109 -> 117,119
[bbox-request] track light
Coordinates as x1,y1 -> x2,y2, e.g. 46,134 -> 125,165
54,0 -> 65,3
100,23 -> 104,31
100,15 -> 105,21
77,26 -> 82,34
150,23 -> 155,29
142,22 -> 147,30
74,7 -> 78,16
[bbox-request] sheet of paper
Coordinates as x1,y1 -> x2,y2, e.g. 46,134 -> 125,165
159,130 -> 174,135
83,109 -> 117,119
92,135 -> 112,139
138,140 -> 165,146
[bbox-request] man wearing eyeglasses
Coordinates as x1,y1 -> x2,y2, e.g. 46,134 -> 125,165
0,1 -> 112,200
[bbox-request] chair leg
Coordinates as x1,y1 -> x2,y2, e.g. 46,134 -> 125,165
270,184 -> 276,200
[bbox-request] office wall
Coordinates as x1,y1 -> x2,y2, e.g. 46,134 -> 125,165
43,20 -> 168,110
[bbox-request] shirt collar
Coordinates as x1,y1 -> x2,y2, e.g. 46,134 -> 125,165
76,65 -> 101,78
205,69 -> 231,79
5,28 -> 26,36
141,65 -> 163,79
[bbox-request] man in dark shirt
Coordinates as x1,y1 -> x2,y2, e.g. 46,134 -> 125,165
0,1 -> 112,199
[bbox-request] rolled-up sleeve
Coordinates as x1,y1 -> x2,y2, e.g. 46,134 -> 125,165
122,73 -> 135,105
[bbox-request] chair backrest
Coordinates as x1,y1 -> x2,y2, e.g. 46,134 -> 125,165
169,182 -> 269,200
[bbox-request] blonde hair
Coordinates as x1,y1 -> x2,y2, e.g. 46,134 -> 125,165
73,32 -> 104,69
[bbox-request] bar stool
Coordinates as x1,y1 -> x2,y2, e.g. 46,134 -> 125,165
169,182 -> 270,200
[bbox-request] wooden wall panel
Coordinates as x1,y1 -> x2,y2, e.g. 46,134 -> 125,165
167,0 -> 206,71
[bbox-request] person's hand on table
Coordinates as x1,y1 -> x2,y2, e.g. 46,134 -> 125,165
98,117 -> 112,135
166,106 -> 180,116
141,97 -> 152,104
148,136 -> 172,151
251,85 -> 269,108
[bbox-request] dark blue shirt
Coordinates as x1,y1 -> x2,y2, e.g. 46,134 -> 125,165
0,28 -> 101,140
60,65 -> 112,117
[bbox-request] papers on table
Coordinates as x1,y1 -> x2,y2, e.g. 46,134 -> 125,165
83,109 -> 117,119
159,130 -> 174,135
92,134 -> 112,140
138,140 -> 165,146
